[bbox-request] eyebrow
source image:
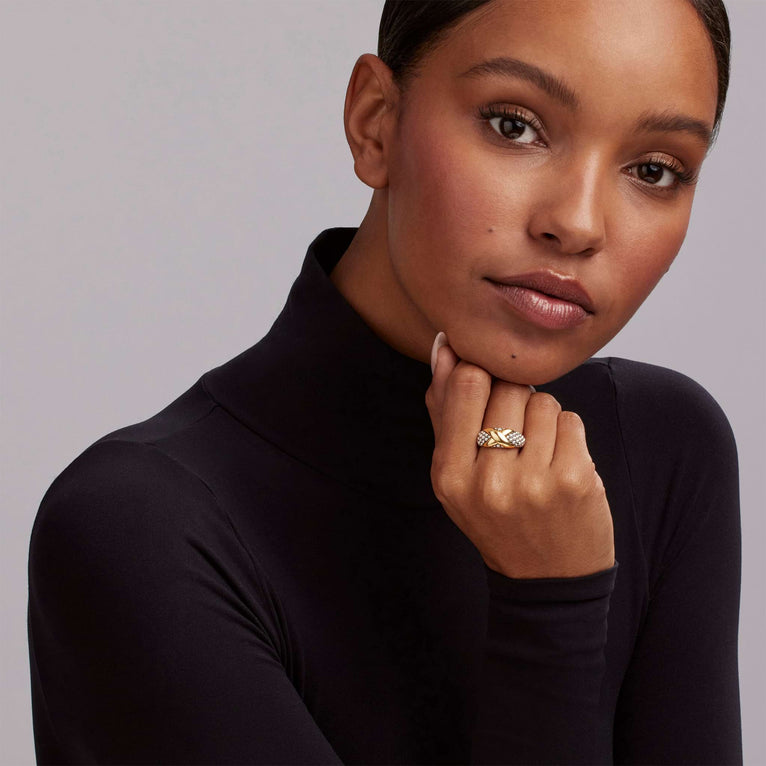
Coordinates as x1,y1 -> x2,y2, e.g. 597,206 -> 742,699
633,110 -> 713,149
458,56 -> 579,110
459,56 -> 713,149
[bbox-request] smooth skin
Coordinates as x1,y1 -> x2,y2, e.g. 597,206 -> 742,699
332,0 -> 718,578
428,337 -> 614,578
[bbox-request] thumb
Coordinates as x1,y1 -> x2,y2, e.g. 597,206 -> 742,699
426,332 -> 459,441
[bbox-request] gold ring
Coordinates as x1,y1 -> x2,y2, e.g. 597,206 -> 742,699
476,427 -> 525,449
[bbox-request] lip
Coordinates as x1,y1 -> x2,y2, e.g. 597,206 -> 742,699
486,270 -> 594,330
489,270 -> 595,312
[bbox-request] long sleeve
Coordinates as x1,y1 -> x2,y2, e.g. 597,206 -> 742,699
28,439 -> 342,765
470,563 -> 618,764
26,228 -> 745,765
610,359 -> 743,764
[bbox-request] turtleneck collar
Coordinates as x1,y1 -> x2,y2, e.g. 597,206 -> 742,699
203,227 -> 440,507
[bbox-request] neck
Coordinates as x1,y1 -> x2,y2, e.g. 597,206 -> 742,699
330,190 -> 437,365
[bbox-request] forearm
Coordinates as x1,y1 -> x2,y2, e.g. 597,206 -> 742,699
471,562 -> 618,765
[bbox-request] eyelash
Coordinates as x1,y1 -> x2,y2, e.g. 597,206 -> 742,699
476,104 -> 699,192
477,104 -> 545,144
640,154 -> 698,189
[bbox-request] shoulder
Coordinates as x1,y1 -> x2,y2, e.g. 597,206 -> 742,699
594,360 -> 741,601
602,357 -> 736,455
589,358 -> 739,553
543,356 -> 735,454
30,439 -> 222,582
30,380 -> 229,582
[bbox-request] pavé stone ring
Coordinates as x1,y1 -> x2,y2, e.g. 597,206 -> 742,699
476,426 -> 526,449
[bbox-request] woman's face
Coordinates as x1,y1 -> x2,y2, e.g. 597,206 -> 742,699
383,0 -> 718,384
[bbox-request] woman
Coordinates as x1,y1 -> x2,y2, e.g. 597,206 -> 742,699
28,0 -> 741,763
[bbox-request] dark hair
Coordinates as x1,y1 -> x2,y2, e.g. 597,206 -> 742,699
378,0 -> 731,138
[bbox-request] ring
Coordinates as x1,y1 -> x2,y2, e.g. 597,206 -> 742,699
477,426 -> 526,449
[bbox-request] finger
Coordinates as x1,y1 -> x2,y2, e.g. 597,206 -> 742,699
437,361 -> 492,476
517,392 -> 562,466
430,331 -> 448,375
479,378 -> 532,458
425,335 -> 460,442
550,410 -> 593,469
481,378 -> 532,434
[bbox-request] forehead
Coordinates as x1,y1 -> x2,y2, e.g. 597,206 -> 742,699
422,0 -> 718,125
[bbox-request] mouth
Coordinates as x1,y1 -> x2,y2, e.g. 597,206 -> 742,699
486,270 -> 594,330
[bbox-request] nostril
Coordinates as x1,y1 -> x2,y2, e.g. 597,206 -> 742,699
542,232 -> 557,241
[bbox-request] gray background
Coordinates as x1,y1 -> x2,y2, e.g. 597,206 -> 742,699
2,1 -> 764,762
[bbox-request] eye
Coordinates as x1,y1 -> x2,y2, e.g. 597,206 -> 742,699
489,115 -> 539,144
629,161 -> 677,188
478,106 -> 544,145
625,154 -> 698,192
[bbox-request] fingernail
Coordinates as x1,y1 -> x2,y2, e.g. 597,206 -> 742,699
430,331 -> 447,374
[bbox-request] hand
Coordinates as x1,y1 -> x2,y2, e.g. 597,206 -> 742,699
425,333 -> 615,579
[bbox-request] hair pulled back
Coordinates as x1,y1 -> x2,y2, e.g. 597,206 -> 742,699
378,0 -> 731,137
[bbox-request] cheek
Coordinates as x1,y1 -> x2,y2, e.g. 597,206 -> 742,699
612,208 -> 690,316
390,116 -> 512,254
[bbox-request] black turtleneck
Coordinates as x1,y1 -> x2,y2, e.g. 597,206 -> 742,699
28,228 -> 742,764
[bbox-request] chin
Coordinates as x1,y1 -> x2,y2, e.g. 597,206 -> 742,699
448,330 -> 593,387
460,349 -> 580,387
495,362 -> 580,388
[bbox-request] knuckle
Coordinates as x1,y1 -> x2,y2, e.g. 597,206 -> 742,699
558,409 -> 584,428
591,470 -> 607,496
431,463 -> 465,503
430,470 -> 448,503
520,473 -> 548,506
558,466 -> 591,497
492,378 -> 532,400
479,472 -> 509,512
529,392 -> 561,413
430,448 -> 446,474
449,363 -> 490,400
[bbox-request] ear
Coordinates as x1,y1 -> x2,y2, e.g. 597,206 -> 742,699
343,53 -> 399,189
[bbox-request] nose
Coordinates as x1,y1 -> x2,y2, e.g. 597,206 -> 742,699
527,154 -> 607,256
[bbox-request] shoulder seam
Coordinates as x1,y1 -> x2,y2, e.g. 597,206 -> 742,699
99,385 -> 219,447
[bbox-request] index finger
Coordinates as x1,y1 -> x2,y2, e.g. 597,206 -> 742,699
435,361 -> 492,477
426,338 -> 460,442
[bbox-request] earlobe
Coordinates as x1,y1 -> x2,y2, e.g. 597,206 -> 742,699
343,53 -> 397,190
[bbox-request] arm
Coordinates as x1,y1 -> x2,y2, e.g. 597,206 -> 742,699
28,440 -> 342,765
472,563 -> 618,765
426,337 -> 618,763
611,361 -> 742,764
